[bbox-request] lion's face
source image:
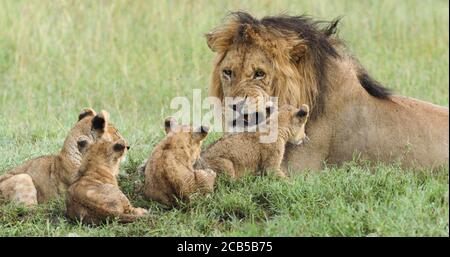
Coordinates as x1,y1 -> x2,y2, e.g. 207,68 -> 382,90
206,12 -> 342,122
81,139 -> 129,177
207,25 -> 308,126
217,46 -> 280,126
218,46 -> 275,99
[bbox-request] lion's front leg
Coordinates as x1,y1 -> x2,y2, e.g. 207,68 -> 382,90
282,118 -> 332,174
261,152 -> 287,179
122,197 -> 148,217
283,143 -> 328,174
272,168 -> 288,179
206,158 -> 238,179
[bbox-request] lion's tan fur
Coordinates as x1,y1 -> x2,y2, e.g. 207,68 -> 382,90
143,118 -> 216,207
206,12 -> 449,171
66,139 -> 147,225
0,108 -> 126,206
207,16 -> 319,118
200,104 -> 310,179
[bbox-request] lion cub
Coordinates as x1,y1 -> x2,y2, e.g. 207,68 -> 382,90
66,139 -> 147,224
200,104 -> 310,179
143,118 -> 216,207
0,108 -> 126,206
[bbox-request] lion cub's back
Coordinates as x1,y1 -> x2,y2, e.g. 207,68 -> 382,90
143,144 -> 176,206
202,133 -> 262,171
66,181 -> 130,224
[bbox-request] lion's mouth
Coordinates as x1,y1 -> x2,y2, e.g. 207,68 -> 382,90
288,135 -> 311,146
231,111 -> 265,127
228,95 -> 273,129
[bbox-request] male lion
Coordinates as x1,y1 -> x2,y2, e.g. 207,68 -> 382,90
143,118 -> 216,207
66,139 -> 147,225
200,104 -> 310,179
0,108 -> 126,206
205,12 -> 449,172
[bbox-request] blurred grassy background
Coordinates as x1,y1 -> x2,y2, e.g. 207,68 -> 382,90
0,0 -> 448,236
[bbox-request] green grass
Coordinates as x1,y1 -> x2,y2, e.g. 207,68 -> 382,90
0,0 -> 448,236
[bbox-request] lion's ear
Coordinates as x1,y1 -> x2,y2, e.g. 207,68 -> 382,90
164,117 -> 178,134
290,42 -> 308,63
205,26 -> 235,53
92,110 -> 109,132
205,32 -> 227,53
205,32 -> 217,52
192,125 -> 209,142
78,108 -> 97,121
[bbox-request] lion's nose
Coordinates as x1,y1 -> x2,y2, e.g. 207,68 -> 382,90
230,98 -> 246,112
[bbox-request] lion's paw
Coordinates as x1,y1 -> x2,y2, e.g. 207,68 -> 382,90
133,207 -> 148,216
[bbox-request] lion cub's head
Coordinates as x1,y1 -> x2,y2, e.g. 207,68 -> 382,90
62,108 -> 128,167
79,139 -> 129,177
75,108 -> 126,143
273,104 -> 310,145
144,117 -> 211,207
162,117 -> 210,165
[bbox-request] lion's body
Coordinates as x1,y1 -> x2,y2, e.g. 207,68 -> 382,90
284,55 -> 449,171
0,155 -> 61,204
66,139 -> 147,225
144,121 -> 216,207
206,12 -> 449,172
0,109 -> 126,206
201,105 -> 310,179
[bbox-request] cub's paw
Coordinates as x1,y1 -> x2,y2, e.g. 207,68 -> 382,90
276,173 -> 288,181
270,169 -> 288,181
196,169 -> 217,193
205,168 -> 217,177
133,207 -> 148,217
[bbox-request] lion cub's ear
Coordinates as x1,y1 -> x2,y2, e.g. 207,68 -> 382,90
164,117 -> 178,134
192,125 -> 209,142
78,108 -> 97,121
92,110 -> 110,132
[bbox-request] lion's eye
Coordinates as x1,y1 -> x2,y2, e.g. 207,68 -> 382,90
254,70 -> 265,79
222,69 -> 233,79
